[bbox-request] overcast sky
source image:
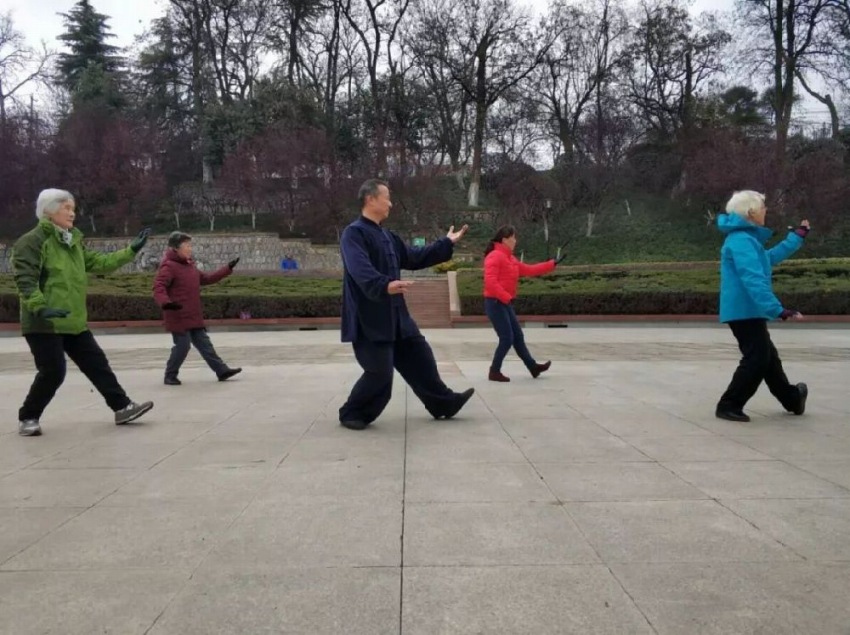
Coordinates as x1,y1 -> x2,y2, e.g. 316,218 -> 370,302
3,0 -> 829,123
3,0 -> 735,51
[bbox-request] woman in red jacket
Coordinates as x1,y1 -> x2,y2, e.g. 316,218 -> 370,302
483,225 -> 557,382
153,232 -> 242,385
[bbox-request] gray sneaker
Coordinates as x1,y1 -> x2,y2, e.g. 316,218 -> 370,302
115,401 -> 154,425
18,419 -> 41,436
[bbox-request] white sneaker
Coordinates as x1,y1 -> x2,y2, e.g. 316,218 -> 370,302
18,419 -> 42,436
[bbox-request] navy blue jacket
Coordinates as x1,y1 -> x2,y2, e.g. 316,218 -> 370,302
340,216 -> 454,342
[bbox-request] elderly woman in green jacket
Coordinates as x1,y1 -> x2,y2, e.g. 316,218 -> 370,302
12,188 -> 154,436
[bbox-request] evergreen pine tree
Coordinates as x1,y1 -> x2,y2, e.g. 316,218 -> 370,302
56,0 -> 124,93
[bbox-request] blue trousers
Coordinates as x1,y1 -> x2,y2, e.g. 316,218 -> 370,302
485,298 -> 536,372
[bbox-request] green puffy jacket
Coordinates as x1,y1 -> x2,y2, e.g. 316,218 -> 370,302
12,220 -> 137,335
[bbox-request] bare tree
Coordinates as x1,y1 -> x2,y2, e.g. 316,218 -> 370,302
0,13 -> 53,129
340,0 -> 411,174
420,0 -> 554,207
627,0 -> 730,144
738,0 -> 831,162
534,0 -> 629,165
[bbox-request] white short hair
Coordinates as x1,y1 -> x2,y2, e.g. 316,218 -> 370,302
36,189 -> 75,220
725,190 -> 765,218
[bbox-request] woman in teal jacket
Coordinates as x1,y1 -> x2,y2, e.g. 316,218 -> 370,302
12,189 -> 154,436
715,190 -> 809,422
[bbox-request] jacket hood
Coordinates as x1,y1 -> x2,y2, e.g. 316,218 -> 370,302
716,212 -> 773,244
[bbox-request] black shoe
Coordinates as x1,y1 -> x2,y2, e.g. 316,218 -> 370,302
164,377 -> 181,386
792,382 -> 808,415
530,361 -> 551,378
715,408 -> 750,423
435,388 -> 475,420
340,419 -> 369,430
218,368 -> 242,381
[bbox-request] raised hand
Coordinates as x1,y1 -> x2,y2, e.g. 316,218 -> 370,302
446,224 -> 469,244
387,280 -> 414,295
38,307 -> 70,319
792,219 -> 811,238
130,228 -> 152,253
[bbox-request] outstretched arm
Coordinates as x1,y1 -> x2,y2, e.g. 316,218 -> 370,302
200,265 -> 232,286
517,259 -> 556,277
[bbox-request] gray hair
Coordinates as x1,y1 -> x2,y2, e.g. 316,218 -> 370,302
358,178 -> 389,207
36,189 -> 75,220
725,190 -> 766,218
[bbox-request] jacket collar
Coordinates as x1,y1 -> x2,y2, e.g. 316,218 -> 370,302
38,219 -> 80,246
716,212 -> 773,244
493,242 -> 513,256
164,248 -> 192,265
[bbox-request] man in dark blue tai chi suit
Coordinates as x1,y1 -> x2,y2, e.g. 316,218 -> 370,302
338,178 -> 474,430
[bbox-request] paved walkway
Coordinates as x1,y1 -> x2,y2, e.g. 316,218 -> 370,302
0,326 -> 849,634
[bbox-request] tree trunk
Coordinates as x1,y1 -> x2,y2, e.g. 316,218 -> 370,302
586,212 -> 595,237
795,69 -> 840,139
174,211 -> 180,229
288,17 -> 299,84
468,99 -> 486,207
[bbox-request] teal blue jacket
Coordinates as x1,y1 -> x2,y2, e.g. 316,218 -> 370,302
717,213 -> 803,323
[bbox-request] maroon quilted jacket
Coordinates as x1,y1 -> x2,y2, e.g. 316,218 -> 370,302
152,249 -> 231,332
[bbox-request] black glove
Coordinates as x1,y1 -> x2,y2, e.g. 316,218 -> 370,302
228,257 -> 240,270
779,309 -> 800,320
130,227 -> 151,253
792,224 -> 810,238
162,302 -> 182,311
38,307 -> 70,319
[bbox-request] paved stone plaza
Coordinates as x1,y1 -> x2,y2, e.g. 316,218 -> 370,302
0,325 -> 849,634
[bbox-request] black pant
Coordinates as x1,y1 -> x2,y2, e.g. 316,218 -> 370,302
485,298 -> 536,372
718,319 -> 799,411
19,331 -> 131,421
165,328 -> 228,378
339,334 -> 457,424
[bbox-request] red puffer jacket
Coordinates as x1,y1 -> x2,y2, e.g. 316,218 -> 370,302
152,249 -> 232,332
483,243 -> 555,304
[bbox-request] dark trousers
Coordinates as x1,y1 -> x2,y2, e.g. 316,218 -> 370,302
19,331 -> 131,421
339,333 -> 457,424
718,318 -> 800,411
485,298 -> 536,372
165,328 -> 228,378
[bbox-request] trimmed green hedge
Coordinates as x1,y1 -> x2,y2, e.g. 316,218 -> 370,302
2,259 -> 849,322
0,293 -> 342,323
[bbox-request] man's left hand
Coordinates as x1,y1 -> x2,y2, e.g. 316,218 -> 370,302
130,228 -> 151,253
446,224 -> 469,244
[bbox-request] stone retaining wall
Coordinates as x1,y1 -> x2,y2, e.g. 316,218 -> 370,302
0,234 -> 343,273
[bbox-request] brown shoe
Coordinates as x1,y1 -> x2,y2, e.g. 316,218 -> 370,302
488,370 -> 510,382
531,361 -> 551,378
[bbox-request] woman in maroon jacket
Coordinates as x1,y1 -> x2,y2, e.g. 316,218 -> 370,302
483,225 -> 559,382
153,232 -> 242,385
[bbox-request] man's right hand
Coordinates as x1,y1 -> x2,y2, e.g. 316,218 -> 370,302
162,302 -> 183,310
387,280 -> 414,295
38,308 -> 70,319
